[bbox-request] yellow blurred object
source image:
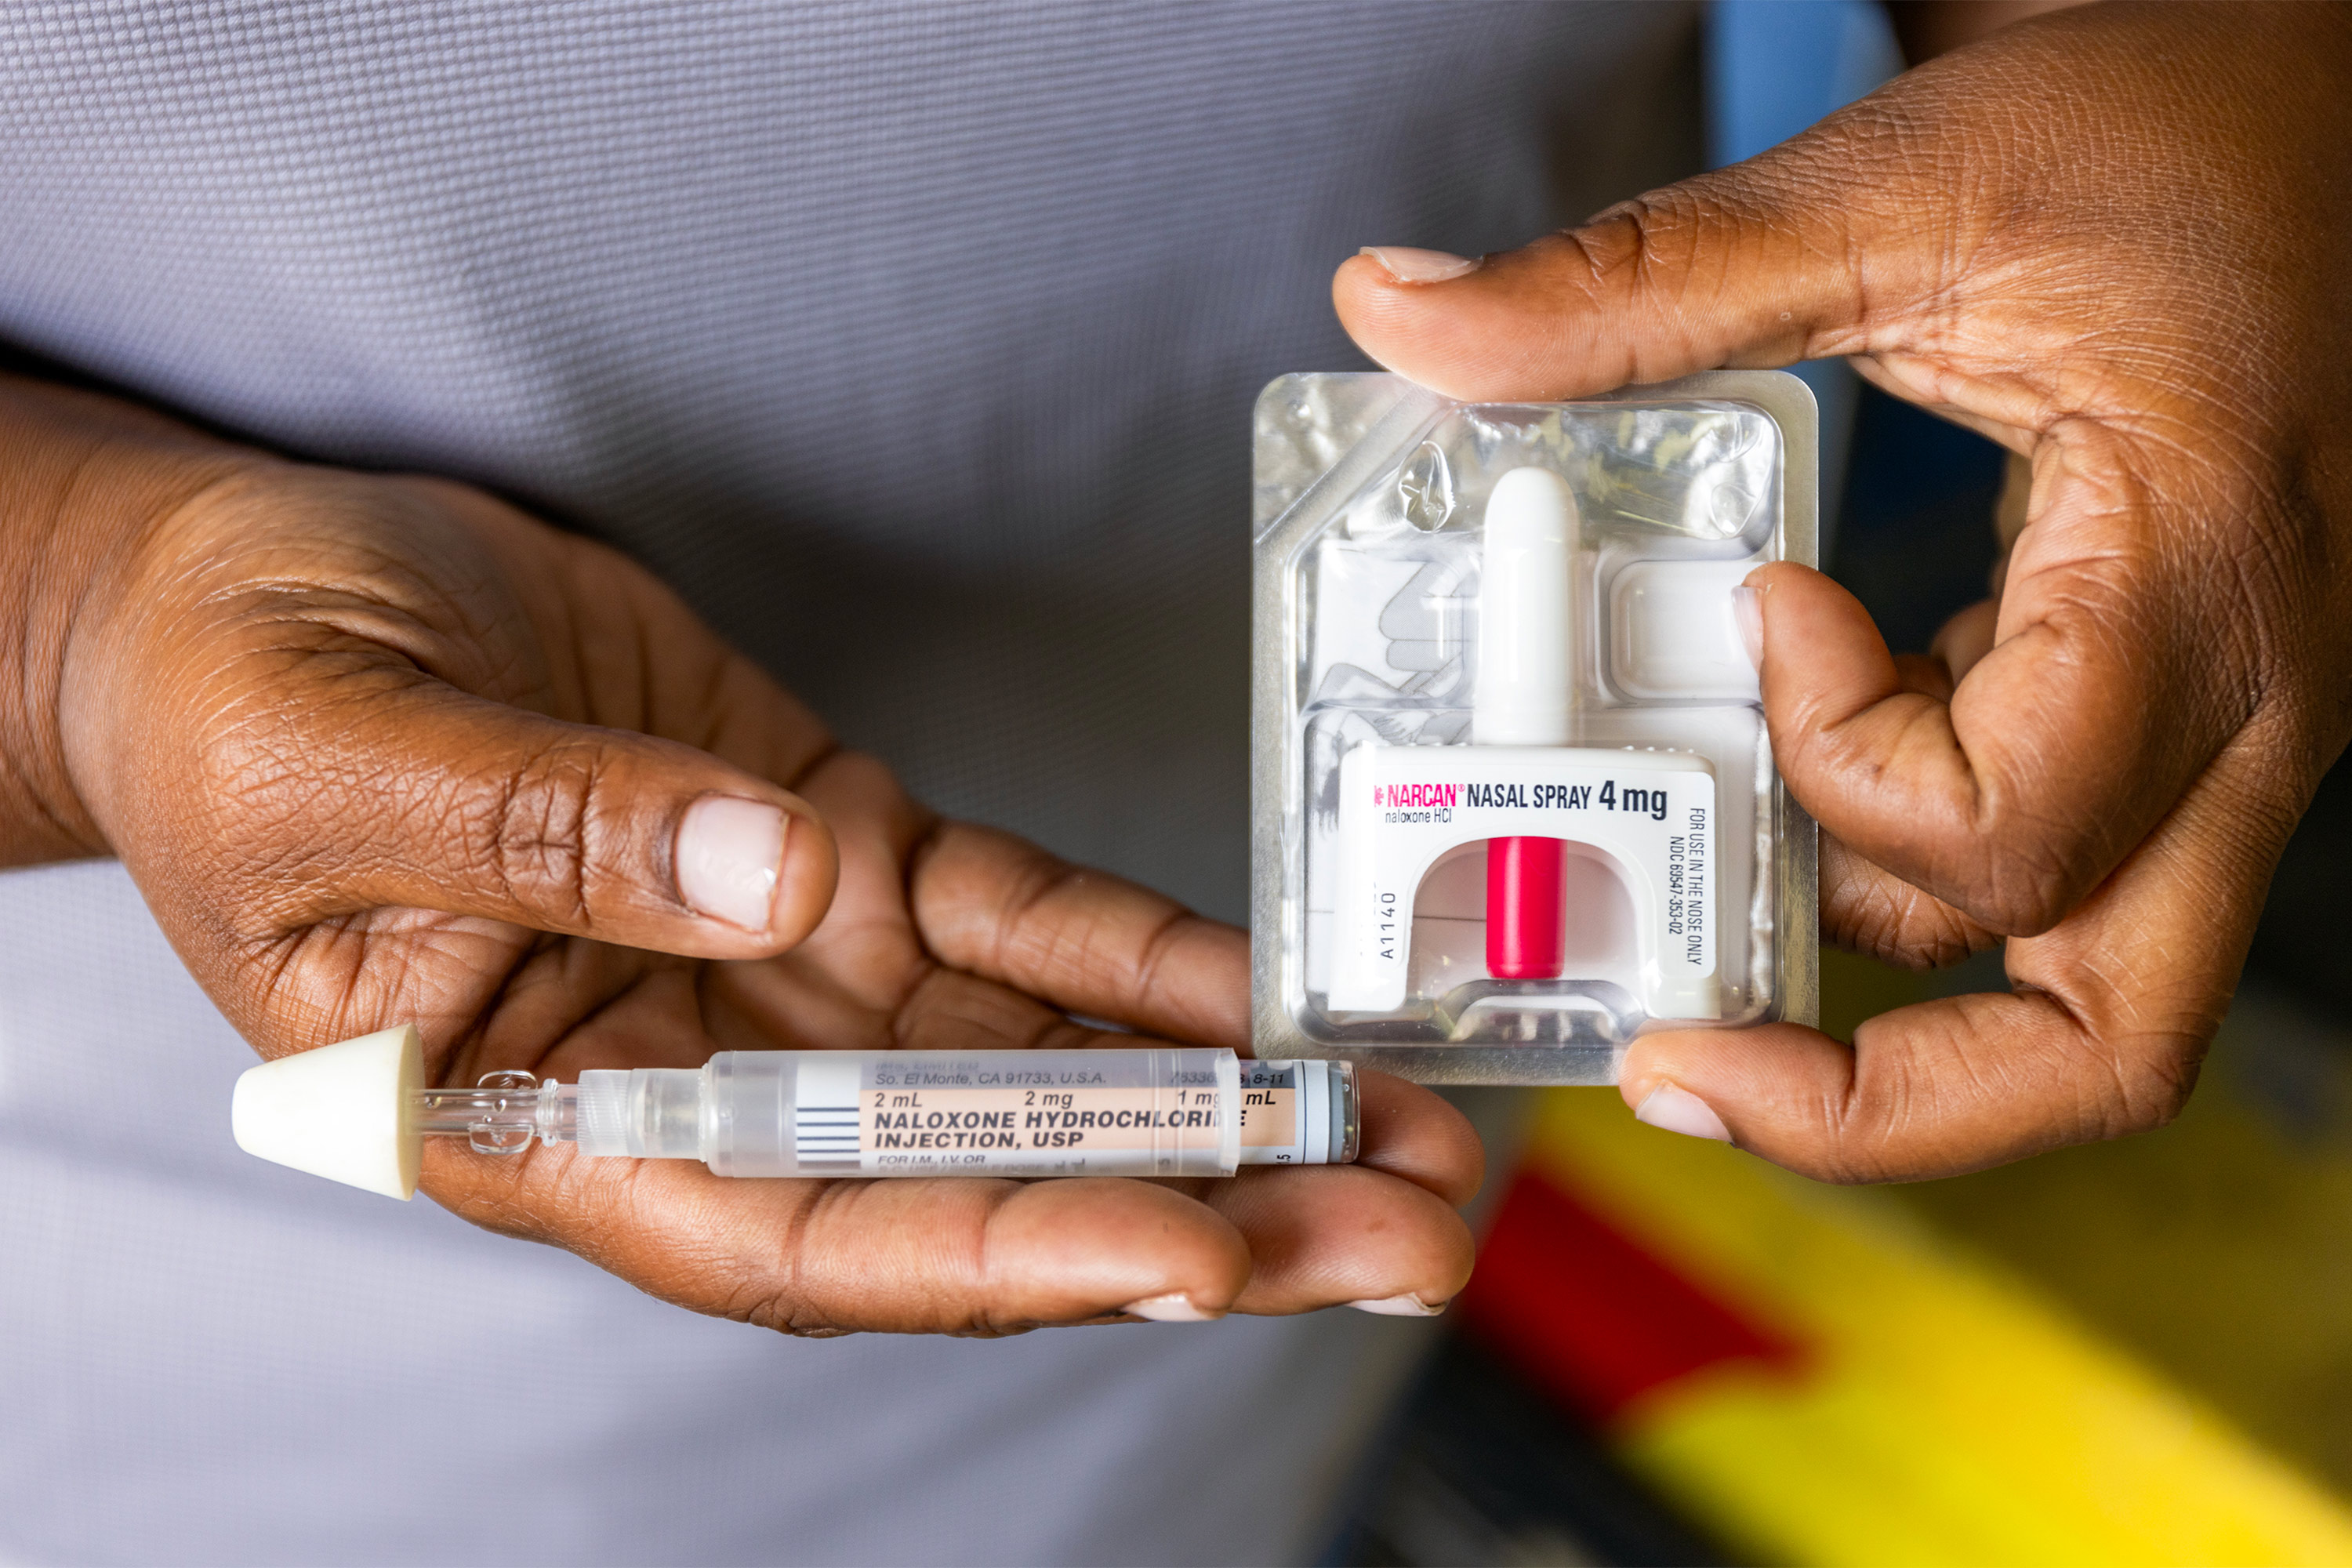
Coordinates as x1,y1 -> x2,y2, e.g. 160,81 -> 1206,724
1519,1085 -> 2352,1566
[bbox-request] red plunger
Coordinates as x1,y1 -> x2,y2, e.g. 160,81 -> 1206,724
1486,837 -> 1566,979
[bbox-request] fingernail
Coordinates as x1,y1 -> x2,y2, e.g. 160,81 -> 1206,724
1120,1294 -> 1219,1323
676,795 -> 786,934
1731,584 -> 1764,672
1359,245 -> 1481,284
1349,1293 -> 1448,1317
1634,1083 -> 1732,1143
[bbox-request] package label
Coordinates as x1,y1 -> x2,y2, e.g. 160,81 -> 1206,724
1328,744 -> 1719,1020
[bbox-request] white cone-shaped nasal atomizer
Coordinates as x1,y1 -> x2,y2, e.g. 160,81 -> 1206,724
231,1027 -> 1359,1198
231,1024 -> 425,1199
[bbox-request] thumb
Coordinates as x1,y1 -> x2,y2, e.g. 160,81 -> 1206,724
138,670 -> 840,961
1334,118 -> 1944,401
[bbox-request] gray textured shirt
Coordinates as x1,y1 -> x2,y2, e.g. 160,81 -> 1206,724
0,5 -> 1699,1563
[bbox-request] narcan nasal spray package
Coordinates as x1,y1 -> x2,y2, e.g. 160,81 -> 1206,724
1251,372 -> 1820,1084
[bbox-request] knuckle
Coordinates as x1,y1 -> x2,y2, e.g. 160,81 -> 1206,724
478,739 -> 603,927
1969,880 -> 2073,940
1822,835 -> 2002,971
976,837 -> 1181,1005
1961,829 -> 2087,937
1830,880 -> 1998,972
1549,190 -> 1711,315
981,849 -> 1092,978
1817,999 -> 2019,1183
1804,1129 -> 1906,1187
2092,1042 -> 2202,1142
1878,927 -> 1991,973
1552,203 -> 1649,294
1811,1098 -> 1908,1186
1902,929 -> 1990,971
1581,189 -> 1714,299
740,1297 -> 855,1339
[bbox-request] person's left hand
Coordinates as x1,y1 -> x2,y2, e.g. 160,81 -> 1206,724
5,377 -> 1480,1332
1332,2 -> 2352,1181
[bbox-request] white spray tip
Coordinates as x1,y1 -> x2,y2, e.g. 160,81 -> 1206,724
231,1024 -> 423,1200
1473,466 -> 1578,747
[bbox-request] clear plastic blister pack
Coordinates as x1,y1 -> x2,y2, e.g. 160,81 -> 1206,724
1250,372 -> 1820,1084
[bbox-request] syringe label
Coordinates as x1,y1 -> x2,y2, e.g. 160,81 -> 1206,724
822,1051 -> 1230,1176
1238,1087 -> 1296,1146
865,1087 -> 1221,1160
1236,1059 -> 1309,1162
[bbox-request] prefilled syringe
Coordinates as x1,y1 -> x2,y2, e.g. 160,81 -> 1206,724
230,1025 -> 1359,1200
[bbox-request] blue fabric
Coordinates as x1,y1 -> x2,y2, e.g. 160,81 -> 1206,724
1706,0 -> 1904,545
1709,0 -> 1903,169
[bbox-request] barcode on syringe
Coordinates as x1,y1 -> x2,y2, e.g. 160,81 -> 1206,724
794,1056 -> 861,1171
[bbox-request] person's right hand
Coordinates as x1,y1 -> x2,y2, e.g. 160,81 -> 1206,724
1334,2 -> 2352,1181
0,375 -> 1480,1332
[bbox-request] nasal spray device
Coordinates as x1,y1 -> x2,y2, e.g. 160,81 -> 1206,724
1328,468 -> 1721,1020
1251,372 -> 1821,1083
230,1025 -> 1358,1200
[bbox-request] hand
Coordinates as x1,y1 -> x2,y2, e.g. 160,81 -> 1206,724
2,377 -> 1480,1329
1333,2 -> 2352,1180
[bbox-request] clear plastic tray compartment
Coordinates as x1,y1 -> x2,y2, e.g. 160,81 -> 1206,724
1250,373 -> 1820,1085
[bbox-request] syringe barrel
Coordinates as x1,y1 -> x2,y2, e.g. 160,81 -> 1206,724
572,1050 -> 1358,1178
574,1068 -> 703,1161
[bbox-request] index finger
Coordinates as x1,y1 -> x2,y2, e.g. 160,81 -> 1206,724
909,821 -> 1250,1049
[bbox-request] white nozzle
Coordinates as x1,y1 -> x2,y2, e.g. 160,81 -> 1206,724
1473,466 -> 1577,746
231,1024 -> 423,1199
